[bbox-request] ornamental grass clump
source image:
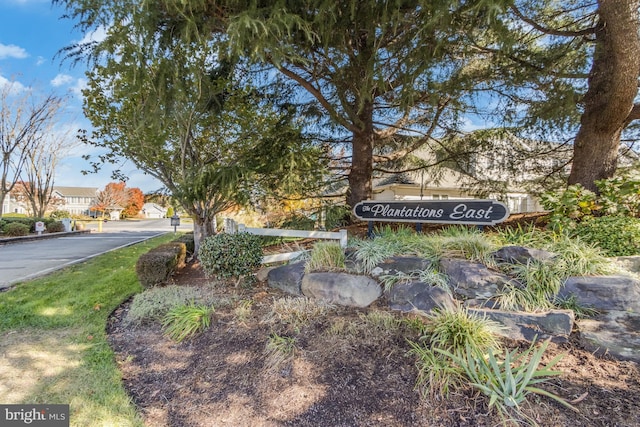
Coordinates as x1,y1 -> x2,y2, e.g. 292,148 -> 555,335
162,302 -> 214,342
305,241 -> 346,272
407,308 -> 503,398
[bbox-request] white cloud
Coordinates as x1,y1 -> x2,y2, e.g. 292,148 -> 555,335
0,43 -> 28,60
78,26 -> 108,45
36,56 -> 45,66
70,77 -> 87,98
0,74 -> 27,94
51,73 -> 74,87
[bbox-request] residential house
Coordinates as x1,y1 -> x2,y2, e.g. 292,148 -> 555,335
371,131 -> 569,213
141,203 -> 167,219
52,187 -> 99,216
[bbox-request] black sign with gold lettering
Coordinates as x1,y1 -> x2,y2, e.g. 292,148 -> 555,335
353,200 -> 509,225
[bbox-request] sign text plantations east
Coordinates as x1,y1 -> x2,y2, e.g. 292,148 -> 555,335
352,200 -> 509,225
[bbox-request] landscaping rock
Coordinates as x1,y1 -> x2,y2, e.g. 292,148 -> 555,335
369,256 -> 434,278
301,272 -> 382,307
577,311 -> 640,362
266,262 -> 306,296
388,281 -> 456,313
439,257 -> 513,300
613,256 -> 640,274
558,275 -> 640,312
492,245 -> 555,265
468,308 -> 575,343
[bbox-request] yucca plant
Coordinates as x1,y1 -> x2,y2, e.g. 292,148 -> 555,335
162,302 -> 214,342
437,338 -> 577,424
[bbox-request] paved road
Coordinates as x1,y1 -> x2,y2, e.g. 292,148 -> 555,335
0,219 -> 192,289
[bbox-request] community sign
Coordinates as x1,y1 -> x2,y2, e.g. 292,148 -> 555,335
353,199 -> 509,226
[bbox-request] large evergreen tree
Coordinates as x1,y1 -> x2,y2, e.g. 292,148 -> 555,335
466,0 -> 640,192
56,0 -> 508,208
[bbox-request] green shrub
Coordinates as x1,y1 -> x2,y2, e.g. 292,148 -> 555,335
162,302 -> 214,342
595,174 -> 640,217
199,232 -> 263,279
540,184 -> 599,231
46,221 -> 65,233
49,210 -> 71,219
573,216 -> 640,256
3,222 -> 30,237
135,242 -> 187,288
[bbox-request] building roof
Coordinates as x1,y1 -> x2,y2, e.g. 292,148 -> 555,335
53,186 -> 99,197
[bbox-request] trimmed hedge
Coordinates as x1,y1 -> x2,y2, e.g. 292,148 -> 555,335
2,222 -> 30,237
173,232 -> 195,256
135,242 -> 187,288
198,232 -> 262,279
46,221 -> 65,233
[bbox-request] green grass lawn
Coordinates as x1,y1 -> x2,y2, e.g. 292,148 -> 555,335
0,233 -> 177,427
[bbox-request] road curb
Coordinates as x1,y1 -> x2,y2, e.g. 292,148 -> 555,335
0,230 -> 91,245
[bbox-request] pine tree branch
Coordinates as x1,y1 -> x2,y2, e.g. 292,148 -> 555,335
510,5 -> 597,38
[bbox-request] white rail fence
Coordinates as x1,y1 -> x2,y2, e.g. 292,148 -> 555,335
224,219 -> 348,264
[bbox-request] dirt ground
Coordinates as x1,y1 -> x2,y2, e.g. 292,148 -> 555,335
107,258 -> 640,427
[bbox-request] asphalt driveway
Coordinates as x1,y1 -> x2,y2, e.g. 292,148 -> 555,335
0,219 -> 191,289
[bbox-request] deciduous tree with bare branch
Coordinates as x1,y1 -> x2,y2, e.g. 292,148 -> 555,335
0,81 -> 66,216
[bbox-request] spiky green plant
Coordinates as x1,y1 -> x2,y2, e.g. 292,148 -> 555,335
495,223 -> 552,248
378,268 -> 450,294
553,295 -> 599,319
162,302 -> 214,342
407,340 -> 465,398
422,307 -> 503,356
500,260 -> 564,310
438,228 -> 499,267
350,237 -> 402,274
437,338 -> 577,425
265,333 -> 297,372
305,241 -> 346,272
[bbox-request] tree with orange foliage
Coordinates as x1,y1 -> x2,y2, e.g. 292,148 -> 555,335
92,182 -> 143,218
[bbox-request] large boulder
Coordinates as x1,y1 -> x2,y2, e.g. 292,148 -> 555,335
468,308 -> 575,343
439,257 -> 514,300
267,262 -> 306,296
388,281 -> 456,313
557,275 -> 640,312
577,311 -> 640,362
492,245 -> 555,265
301,272 -> 382,307
369,257 -> 434,278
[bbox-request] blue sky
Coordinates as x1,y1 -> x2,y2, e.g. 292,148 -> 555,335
0,0 -> 163,193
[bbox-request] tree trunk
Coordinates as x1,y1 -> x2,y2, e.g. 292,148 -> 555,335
568,0 -> 640,192
346,102 -> 376,209
192,214 -> 217,256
